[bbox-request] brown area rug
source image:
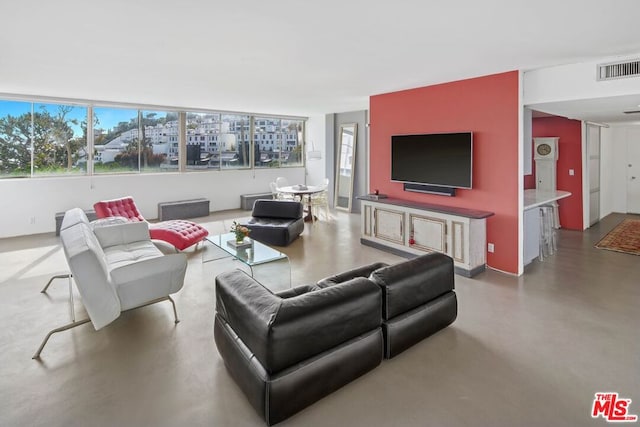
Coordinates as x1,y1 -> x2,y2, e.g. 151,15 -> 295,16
595,219 -> 640,255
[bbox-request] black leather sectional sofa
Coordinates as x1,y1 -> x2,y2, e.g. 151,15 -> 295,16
214,252 -> 457,425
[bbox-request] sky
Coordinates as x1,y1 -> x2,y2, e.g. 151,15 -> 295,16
0,101 -> 160,137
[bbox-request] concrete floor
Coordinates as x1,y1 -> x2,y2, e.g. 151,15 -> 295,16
0,210 -> 638,426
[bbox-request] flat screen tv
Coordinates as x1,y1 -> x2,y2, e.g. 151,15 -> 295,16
391,132 -> 473,189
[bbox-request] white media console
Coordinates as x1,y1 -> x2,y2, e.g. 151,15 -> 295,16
358,196 -> 494,277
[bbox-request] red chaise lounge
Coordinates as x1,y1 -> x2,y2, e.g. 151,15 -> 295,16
94,196 -> 209,251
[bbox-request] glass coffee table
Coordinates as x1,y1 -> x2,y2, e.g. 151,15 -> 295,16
203,233 -> 291,289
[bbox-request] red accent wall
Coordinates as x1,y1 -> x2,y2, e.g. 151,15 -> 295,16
527,116 -> 583,230
369,71 -> 519,274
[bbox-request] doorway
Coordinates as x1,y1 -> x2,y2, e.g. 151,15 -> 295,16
587,124 -> 601,226
627,128 -> 640,214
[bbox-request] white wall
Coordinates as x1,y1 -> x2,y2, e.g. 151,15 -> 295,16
0,167 -> 304,238
305,115 -> 327,187
523,53 -> 640,105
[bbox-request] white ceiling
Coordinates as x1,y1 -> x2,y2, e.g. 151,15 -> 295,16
2,0 -> 640,119
530,94 -> 640,125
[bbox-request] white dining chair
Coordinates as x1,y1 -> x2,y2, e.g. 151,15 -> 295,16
269,182 -> 280,199
275,176 -> 289,189
270,181 -> 294,201
310,178 -> 330,221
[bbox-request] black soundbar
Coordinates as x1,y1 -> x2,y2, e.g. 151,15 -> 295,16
403,183 -> 456,196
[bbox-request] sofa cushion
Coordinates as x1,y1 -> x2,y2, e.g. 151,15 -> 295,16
275,284 -> 321,299
94,196 -> 145,221
317,262 -> 389,288
94,221 -> 152,248
369,253 -> 454,320
90,216 -> 129,230
251,199 -> 303,219
149,220 -> 209,251
382,291 -> 457,358
244,217 -> 304,247
245,217 -> 298,228
111,253 -> 187,310
215,270 -> 381,374
102,241 -> 163,271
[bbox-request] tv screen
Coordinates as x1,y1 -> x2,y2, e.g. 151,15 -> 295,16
391,132 -> 473,189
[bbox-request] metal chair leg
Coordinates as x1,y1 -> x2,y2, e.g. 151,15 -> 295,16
167,295 -> 180,324
32,318 -> 91,359
33,295 -> 180,359
41,274 -> 72,293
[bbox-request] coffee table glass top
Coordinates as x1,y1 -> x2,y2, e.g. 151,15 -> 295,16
205,233 -> 287,266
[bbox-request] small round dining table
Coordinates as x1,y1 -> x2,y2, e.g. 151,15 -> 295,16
276,185 -> 326,222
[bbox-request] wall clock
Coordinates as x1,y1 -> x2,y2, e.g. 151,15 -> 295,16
534,137 -> 558,160
537,143 -> 552,156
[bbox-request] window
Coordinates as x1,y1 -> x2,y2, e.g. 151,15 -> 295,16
186,112 -> 251,171
0,100 -> 32,178
0,101 -> 87,178
282,119 -> 304,167
1,96 -> 305,178
94,108 -> 177,174
94,107 -> 138,173
221,114 -> 251,169
139,110 -> 177,173
254,117 -> 303,168
185,112 -> 220,171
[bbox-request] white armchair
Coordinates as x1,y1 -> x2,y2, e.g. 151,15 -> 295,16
33,208 -> 187,359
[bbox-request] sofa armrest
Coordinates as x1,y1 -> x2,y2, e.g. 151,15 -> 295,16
252,199 -> 303,219
369,253 -> 454,319
93,221 -> 151,248
61,221 -> 120,330
215,270 -> 381,374
316,262 -> 389,288
215,270 -> 282,368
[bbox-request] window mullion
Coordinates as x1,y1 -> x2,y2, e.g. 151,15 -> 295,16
179,112 -> 186,173
250,116 -> 255,170
30,103 -> 34,177
87,105 -> 94,176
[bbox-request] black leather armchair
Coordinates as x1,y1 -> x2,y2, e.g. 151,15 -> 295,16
318,253 -> 457,358
214,270 -> 383,426
242,199 -> 304,246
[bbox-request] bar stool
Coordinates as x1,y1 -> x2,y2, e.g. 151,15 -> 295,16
538,206 -> 557,261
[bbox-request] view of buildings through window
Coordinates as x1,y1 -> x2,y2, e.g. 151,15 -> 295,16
0,99 -> 305,178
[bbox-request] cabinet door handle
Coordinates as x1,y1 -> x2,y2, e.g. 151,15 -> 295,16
400,221 -> 403,236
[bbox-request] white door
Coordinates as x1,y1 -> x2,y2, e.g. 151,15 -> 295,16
587,125 -> 601,226
627,128 -> 640,214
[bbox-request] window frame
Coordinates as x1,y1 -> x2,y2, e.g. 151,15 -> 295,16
0,94 -> 307,178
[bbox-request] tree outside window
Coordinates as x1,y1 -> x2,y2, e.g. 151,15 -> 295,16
0,101 -> 88,177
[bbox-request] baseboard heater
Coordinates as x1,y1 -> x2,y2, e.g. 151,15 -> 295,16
403,183 -> 456,197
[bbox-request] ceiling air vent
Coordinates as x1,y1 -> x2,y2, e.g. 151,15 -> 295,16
597,59 -> 640,81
